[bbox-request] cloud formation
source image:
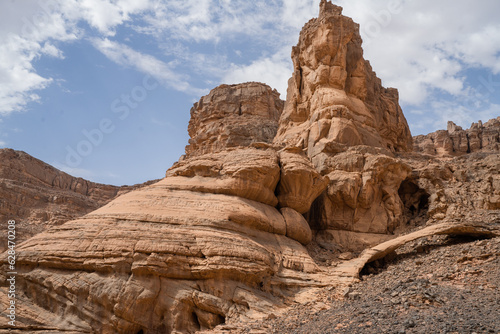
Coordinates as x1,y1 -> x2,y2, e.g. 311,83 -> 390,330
0,0 -> 499,133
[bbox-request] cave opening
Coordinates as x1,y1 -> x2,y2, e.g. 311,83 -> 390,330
398,178 -> 430,228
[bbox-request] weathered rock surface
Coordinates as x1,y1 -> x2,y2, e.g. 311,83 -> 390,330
1,2 -> 499,334
274,0 -> 412,156
2,82 -> 331,333
272,1 -> 413,251
0,149 -> 153,251
185,82 -> 283,158
413,117 -> 500,156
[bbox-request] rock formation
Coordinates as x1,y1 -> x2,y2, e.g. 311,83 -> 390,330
1,2 -> 499,334
0,149 -> 153,251
2,83 -> 331,333
274,0 -> 412,154
414,117 -> 500,156
274,1 -> 413,250
185,82 -> 283,158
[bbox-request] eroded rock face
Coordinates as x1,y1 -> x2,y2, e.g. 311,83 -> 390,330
3,2 -> 499,333
308,146 -> 411,251
6,82 -> 331,333
0,149 -> 153,251
273,1 -> 413,251
185,82 -> 284,158
413,118 -> 500,156
274,0 -> 412,157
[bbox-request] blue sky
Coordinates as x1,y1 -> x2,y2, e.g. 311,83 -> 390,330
1,0 -> 499,186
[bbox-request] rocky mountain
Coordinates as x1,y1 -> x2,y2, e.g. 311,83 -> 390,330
1,1 -> 499,333
0,149 -> 156,252
414,118 -> 500,156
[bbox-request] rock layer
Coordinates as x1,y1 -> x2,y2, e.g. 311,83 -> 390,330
2,2 -> 499,334
185,82 -> 283,158
413,118 -> 500,156
4,82 -> 330,333
274,0 -> 412,156
0,149 -> 152,251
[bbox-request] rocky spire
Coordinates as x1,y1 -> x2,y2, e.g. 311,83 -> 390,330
274,0 -> 413,155
319,0 -> 343,19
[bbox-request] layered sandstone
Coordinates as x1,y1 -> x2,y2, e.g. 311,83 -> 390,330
273,1 -> 413,250
1,2 -> 499,333
185,82 -> 283,158
0,149 -> 153,251
413,117 -> 500,156
274,0 -> 412,155
3,82 -> 331,333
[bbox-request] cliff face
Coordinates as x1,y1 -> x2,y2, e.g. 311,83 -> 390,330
414,118 -> 500,156
274,0 -> 412,154
185,82 -> 284,158
275,1 -> 414,249
5,83 -> 333,333
0,149 -> 138,251
1,2 -> 499,334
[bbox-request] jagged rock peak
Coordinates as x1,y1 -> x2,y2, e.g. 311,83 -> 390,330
184,82 -> 284,158
274,0 -> 412,155
319,0 -> 343,19
414,117 -> 500,156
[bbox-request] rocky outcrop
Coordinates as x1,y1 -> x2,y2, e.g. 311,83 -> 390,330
2,2 -> 499,333
273,1 -> 413,251
4,82 -> 332,333
185,82 -> 283,158
274,0 -> 412,156
0,149 -> 153,251
413,117 -> 500,156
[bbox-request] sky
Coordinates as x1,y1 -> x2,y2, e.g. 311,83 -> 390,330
0,0 -> 499,186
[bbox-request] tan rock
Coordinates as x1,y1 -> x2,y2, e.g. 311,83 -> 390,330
185,82 -> 284,158
276,148 -> 329,214
274,2 -> 413,157
308,147 -> 411,250
281,207 -> 313,245
0,148 -> 154,251
166,147 -> 280,206
414,117 -> 500,156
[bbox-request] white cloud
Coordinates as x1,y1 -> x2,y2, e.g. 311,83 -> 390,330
0,0 -> 154,115
223,49 -> 292,98
336,0 -> 500,106
91,38 -> 204,95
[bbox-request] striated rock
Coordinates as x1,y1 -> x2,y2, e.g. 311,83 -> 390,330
276,148 -> 329,214
400,151 -> 500,224
273,1 -> 413,251
185,82 -> 284,158
281,207 -> 313,246
166,147 -> 280,206
2,82 -> 332,333
0,149 -> 154,251
274,1 -> 412,157
308,146 -> 411,251
1,2 -> 499,333
413,117 -> 500,156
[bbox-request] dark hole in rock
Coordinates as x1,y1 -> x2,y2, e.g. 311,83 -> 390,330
191,312 -> 201,331
398,179 -> 430,228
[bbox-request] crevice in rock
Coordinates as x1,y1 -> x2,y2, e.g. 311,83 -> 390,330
191,312 -> 201,331
398,178 -> 430,228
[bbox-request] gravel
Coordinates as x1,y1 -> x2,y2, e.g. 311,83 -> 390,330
262,235 -> 500,334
